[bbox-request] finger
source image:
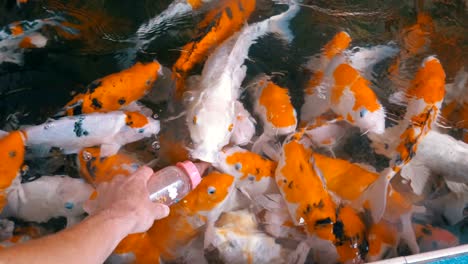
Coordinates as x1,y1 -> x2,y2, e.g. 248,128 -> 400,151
151,203 -> 170,220
131,166 -> 154,182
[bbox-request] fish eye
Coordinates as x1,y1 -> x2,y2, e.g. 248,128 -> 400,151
359,109 -> 368,118
234,163 -> 242,170
64,202 -> 74,210
207,186 -> 216,195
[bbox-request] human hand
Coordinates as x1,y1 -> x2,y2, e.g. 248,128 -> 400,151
83,166 -> 170,234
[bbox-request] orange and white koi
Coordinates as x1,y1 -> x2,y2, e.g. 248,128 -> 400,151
187,4 -> 299,162
60,61 -> 162,116
0,17 -> 78,65
301,32 -> 387,134
3,175 -> 93,227
249,75 -> 297,160
23,111 -> 160,157
364,56 -> 445,222
206,209 -> 286,264
215,146 -> 278,199
0,131 -> 25,211
413,223 -> 459,253
173,0 -> 256,98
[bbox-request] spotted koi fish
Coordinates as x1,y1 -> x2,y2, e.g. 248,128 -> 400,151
187,4 -> 299,162
0,17 -> 77,65
77,147 -> 142,185
275,133 -> 368,263
23,111 -> 160,157
301,31 -> 386,134
60,61 -> 162,116
363,56 -> 445,223
249,75 -> 297,160
413,223 -> 459,253
173,0 -> 256,98
215,146 -> 278,199
0,131 -> 25,211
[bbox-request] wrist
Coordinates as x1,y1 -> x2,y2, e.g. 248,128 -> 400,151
89,208 -> 137,238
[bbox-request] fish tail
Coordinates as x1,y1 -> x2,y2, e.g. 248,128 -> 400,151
400,212 -> 420,254
268,4 -> 300,43
358,169 -> 392,223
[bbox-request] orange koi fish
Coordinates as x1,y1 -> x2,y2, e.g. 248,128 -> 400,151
413,223 -> 459,253
77,147 -> 141,185
276,134 -> 368,263
215,146 -> 278,198
388,13 -> 434,90
0,131 -> 25,211
249,75 -> 297,160
301,31 -> 387,134
366,221 -> 398,261
139,171 -> 237,264
172,0 -> 256,98
187,4 -> 299,162
23,111 -> 160,157
60,61 -> 162,116
364,56 -> 445,222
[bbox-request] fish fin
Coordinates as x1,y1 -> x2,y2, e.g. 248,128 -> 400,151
368,124 -> 402,157
0,130 -> 8,139
400,212 -> 420,254
268,4 -> 300,43
100,143 -> 121,157
400,160 -> 432,196
347,44 -> 399,80
388,91 -> 408,106
122,101 -> 153,117
287,240 -> 311,264
445,181 -> 468,193
357,170 -> 391,223
204,220 -> 216,249
251,133 -> 269,155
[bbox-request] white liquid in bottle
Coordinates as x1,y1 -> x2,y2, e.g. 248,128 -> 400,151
147,161 -> 209,206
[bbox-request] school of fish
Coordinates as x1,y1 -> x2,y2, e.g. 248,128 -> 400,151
0,0 -> 467,263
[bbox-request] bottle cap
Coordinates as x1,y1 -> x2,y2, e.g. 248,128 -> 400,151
176,161 -> 202,189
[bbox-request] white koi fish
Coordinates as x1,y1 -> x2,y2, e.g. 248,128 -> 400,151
23,111 -> 160,157
3,175 -> 93,227
187,4 -> 300,162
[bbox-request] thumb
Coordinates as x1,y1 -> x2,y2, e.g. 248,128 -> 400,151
151,203 -> 170,220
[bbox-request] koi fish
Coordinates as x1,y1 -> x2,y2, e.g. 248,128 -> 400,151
366,221 -> 398,262
77,147 -> 142,185
388,13 -> 434,91
118,171 -> 237,264
214,146 -> 278,199
0,131 -> 25,211
2,175 -> 93,227
276,134 -> 369,263
206,209 -> 286,264
302,115 -> 348,155
364,56 -> 445,222
249,75 -> 297,160
187,4 -> 299,162
413,223 -> 459,253
230,101 -> 256,146
60,61 -> 162,116
0,17 -> 77,65
173,0 -> 256,98
23,111 -> 160,157
301,32 -> 388,134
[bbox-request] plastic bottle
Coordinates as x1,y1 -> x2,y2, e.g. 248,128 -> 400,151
147,161 -> 209,206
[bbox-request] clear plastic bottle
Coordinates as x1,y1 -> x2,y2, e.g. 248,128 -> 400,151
147,161 -> 209,206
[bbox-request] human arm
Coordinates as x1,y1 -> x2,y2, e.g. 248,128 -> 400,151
0,166 -> 169,264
